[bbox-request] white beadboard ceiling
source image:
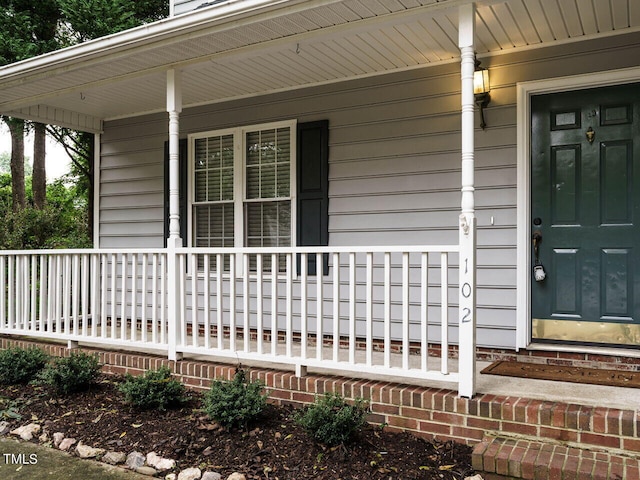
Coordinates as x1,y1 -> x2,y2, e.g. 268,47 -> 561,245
1,0 -> 639,132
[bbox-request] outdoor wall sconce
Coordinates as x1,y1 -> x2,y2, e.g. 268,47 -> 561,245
474,59 -> 491,129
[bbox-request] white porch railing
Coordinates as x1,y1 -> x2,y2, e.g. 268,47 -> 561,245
0,245 -> 468,392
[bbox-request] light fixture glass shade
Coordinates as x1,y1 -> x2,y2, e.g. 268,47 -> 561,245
473,69 -> 490,95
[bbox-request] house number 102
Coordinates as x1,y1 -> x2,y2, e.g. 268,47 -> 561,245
461,257 -> 472,323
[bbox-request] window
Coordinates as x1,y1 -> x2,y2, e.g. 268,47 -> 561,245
189,121 -> 296,262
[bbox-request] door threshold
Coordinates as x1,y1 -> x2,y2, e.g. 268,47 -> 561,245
526,341 -> 640,358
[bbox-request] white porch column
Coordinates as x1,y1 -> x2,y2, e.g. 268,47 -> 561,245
458,3 -> 477,398
167,68 -> 183,361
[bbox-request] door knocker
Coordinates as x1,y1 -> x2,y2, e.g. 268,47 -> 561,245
532,230 -> 546,282
586,126 -> 595,144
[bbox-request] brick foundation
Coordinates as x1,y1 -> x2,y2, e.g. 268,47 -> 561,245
2,336 -> 639,456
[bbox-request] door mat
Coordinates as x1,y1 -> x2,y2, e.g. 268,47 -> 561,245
481,361 -> 640,388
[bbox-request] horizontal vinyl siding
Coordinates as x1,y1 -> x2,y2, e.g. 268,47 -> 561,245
172,0 -> 204,15
98,30 -> 640,349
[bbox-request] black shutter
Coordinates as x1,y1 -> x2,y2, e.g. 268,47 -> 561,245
164,139 -> 188,247
296,120 -> 329,275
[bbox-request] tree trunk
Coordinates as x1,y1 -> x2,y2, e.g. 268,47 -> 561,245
7,119 -> 26,212
33,122 -> 47,209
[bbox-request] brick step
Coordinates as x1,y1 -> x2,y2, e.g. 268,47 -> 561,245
472,435 -> 640,480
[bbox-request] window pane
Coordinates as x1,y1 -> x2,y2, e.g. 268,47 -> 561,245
245,201 -> 291,247
195,134 -> 234,203
194,203 -> 234,247
245,127 -> 291,200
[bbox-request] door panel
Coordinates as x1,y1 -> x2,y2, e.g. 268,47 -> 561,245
531,83 -> 640,347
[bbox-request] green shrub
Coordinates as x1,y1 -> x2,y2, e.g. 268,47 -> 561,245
296,392 -> 368,446
119,366 -> 186,410
203,368 -> 268,429
0,347 -> 48,384
38,352 -> 101,394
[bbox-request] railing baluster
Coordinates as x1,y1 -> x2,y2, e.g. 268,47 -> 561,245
216,253 -> 223,350
316,252 -> 323,361
179,253 -> 186,349
402,252 -> 409,370
100,254 -> 107,338
366,252 -> 373,367
82,254 -> 89,337
120,254 -> 127,340
243,253 -> 250,353
39,255 -> 47,333
300,253 -> 307,360
160,253 -> 167,345
203,253 -> 210,349
421,253 -> 429,372
332,252 -> 339,362
440,252 -> 449,375
110,253 -> 117,340
229,253 -> 236,353
7,256 -> 14,330
141,253 -> 148,343
0,256 -> 5,329
64,255 -> 72,335
349,252 -> 355,365
131,253 -> 137,342
256,253 -> 263,355
90,254 -> 98,338
191,252 -> 198,348
71,254 -> 79,336
151,254 -> 158,344
285,253 -> 292,358
271,253 -> 278,357
30,256 -> 37,331
384,252 -> 391,368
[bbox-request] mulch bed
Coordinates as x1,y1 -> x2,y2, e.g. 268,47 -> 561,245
0,375 -> 475,479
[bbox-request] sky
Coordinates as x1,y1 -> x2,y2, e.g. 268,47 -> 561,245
0,123 -> 71,181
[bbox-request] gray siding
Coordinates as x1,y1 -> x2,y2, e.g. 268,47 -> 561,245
99,30 -> 640,349
172,0 -> 211,15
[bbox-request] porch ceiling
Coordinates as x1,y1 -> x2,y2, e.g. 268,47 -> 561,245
0,0 -> 639,132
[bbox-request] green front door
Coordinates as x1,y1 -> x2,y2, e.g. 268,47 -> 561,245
531,83 -> 640,347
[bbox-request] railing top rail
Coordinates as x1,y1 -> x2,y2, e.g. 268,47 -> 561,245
175,245 -> 460,254
0,245 -> 460,255
0,248 -> 169,256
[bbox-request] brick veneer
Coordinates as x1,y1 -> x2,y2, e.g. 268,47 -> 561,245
1,337 -> 639,458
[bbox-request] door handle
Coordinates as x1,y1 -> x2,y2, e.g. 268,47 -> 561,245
532,230 -> 542,257
532,230 -> 546,282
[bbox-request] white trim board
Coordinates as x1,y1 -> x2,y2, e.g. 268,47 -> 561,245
515,66 -> 640,351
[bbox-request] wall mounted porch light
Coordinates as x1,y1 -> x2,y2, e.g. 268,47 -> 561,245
474,59 -> 491,129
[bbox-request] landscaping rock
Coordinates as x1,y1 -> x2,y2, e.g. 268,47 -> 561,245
10,423 -> 40,441
53,432 -> 64,447
165,475 -> 177,480
38,432 -> 49,443
464,476 -> 484,480
202,472 -> 222,480
226,474 -> 246,480
76,443 -> 105,459
0,421 -> 11,435
59,437 -> 76,451
147,451 -> 176,471
102,451 -> 127,465
178,467 -> 202,480
126,451 -> 146,470
136,466 -> 159,476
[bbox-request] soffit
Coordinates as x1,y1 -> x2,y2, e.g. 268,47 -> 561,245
0,0 -> 639,131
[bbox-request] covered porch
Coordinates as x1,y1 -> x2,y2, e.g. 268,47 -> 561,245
1,0 -> 640,443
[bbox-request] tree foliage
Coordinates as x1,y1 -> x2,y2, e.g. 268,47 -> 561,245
0,0 -> 168,242
58,0 -> 167,43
